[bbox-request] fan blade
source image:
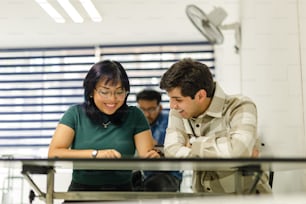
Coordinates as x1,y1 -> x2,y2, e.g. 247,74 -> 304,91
186,4 -> 224,44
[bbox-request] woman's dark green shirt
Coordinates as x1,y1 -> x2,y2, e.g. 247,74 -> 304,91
59,104 -> 150,185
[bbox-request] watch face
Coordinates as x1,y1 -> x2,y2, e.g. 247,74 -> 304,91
92,150 -> 98,158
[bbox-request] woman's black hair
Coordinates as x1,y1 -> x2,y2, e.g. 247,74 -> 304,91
83,60 -> 130,126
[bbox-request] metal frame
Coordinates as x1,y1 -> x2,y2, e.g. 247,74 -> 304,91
2,157 -> 305,204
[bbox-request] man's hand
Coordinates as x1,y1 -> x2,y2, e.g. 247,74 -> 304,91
185,137 -> 192,148
252,147 -> 259,158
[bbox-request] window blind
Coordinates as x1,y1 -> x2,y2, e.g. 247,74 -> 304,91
0,42 -> 214,153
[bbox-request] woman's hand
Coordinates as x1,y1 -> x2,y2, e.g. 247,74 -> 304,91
143,149 -> 161,158
97,149 -> 121,158
134,129 -> 161,158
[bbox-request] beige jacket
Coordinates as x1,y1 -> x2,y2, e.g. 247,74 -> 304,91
164,82 -> 271,194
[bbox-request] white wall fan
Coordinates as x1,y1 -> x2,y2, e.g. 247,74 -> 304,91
186,4 -> 241,53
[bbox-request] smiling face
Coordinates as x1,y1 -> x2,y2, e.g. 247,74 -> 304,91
167,87 -> 210,119
93,79 -> 127,115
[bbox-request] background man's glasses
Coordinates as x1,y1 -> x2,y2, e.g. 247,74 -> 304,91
140,106 -> 160,114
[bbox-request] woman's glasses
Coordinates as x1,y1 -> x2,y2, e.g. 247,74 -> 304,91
95,89 -> 128,99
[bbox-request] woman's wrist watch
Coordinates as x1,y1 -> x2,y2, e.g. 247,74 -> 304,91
91,150 -> 98,158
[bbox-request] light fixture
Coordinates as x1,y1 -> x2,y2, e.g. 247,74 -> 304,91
79,0 -> 102,22
57,0 -> 84,23
35,0 -> 102,23
35,0 -> 65,23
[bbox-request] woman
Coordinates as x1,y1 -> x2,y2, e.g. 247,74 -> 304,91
48,60 -> 160,191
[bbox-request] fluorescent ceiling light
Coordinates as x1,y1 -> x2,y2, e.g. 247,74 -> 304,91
57,0 -> 84,23
36,0 -> 65,23
79,0 -> 102,22
36,0 -> 102,23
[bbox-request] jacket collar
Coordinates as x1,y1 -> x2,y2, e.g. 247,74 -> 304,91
196,82 -> 226,119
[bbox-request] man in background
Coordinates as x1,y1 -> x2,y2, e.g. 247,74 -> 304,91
135,89 -> 183,192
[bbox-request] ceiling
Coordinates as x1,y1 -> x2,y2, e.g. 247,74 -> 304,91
0,0 -> 220,49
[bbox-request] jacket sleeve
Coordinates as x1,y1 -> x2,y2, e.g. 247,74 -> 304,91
163,109 -> 193,158
191,100 -> 258,158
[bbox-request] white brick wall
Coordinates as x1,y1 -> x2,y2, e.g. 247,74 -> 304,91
239,0 -> 306,193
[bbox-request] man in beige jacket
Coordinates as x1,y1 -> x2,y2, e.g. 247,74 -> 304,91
159,58 -> 271,194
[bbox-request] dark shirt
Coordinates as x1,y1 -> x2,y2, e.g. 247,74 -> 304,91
144,110 -> 183,180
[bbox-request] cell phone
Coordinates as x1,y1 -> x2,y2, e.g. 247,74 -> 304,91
154,144 -> 164,156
